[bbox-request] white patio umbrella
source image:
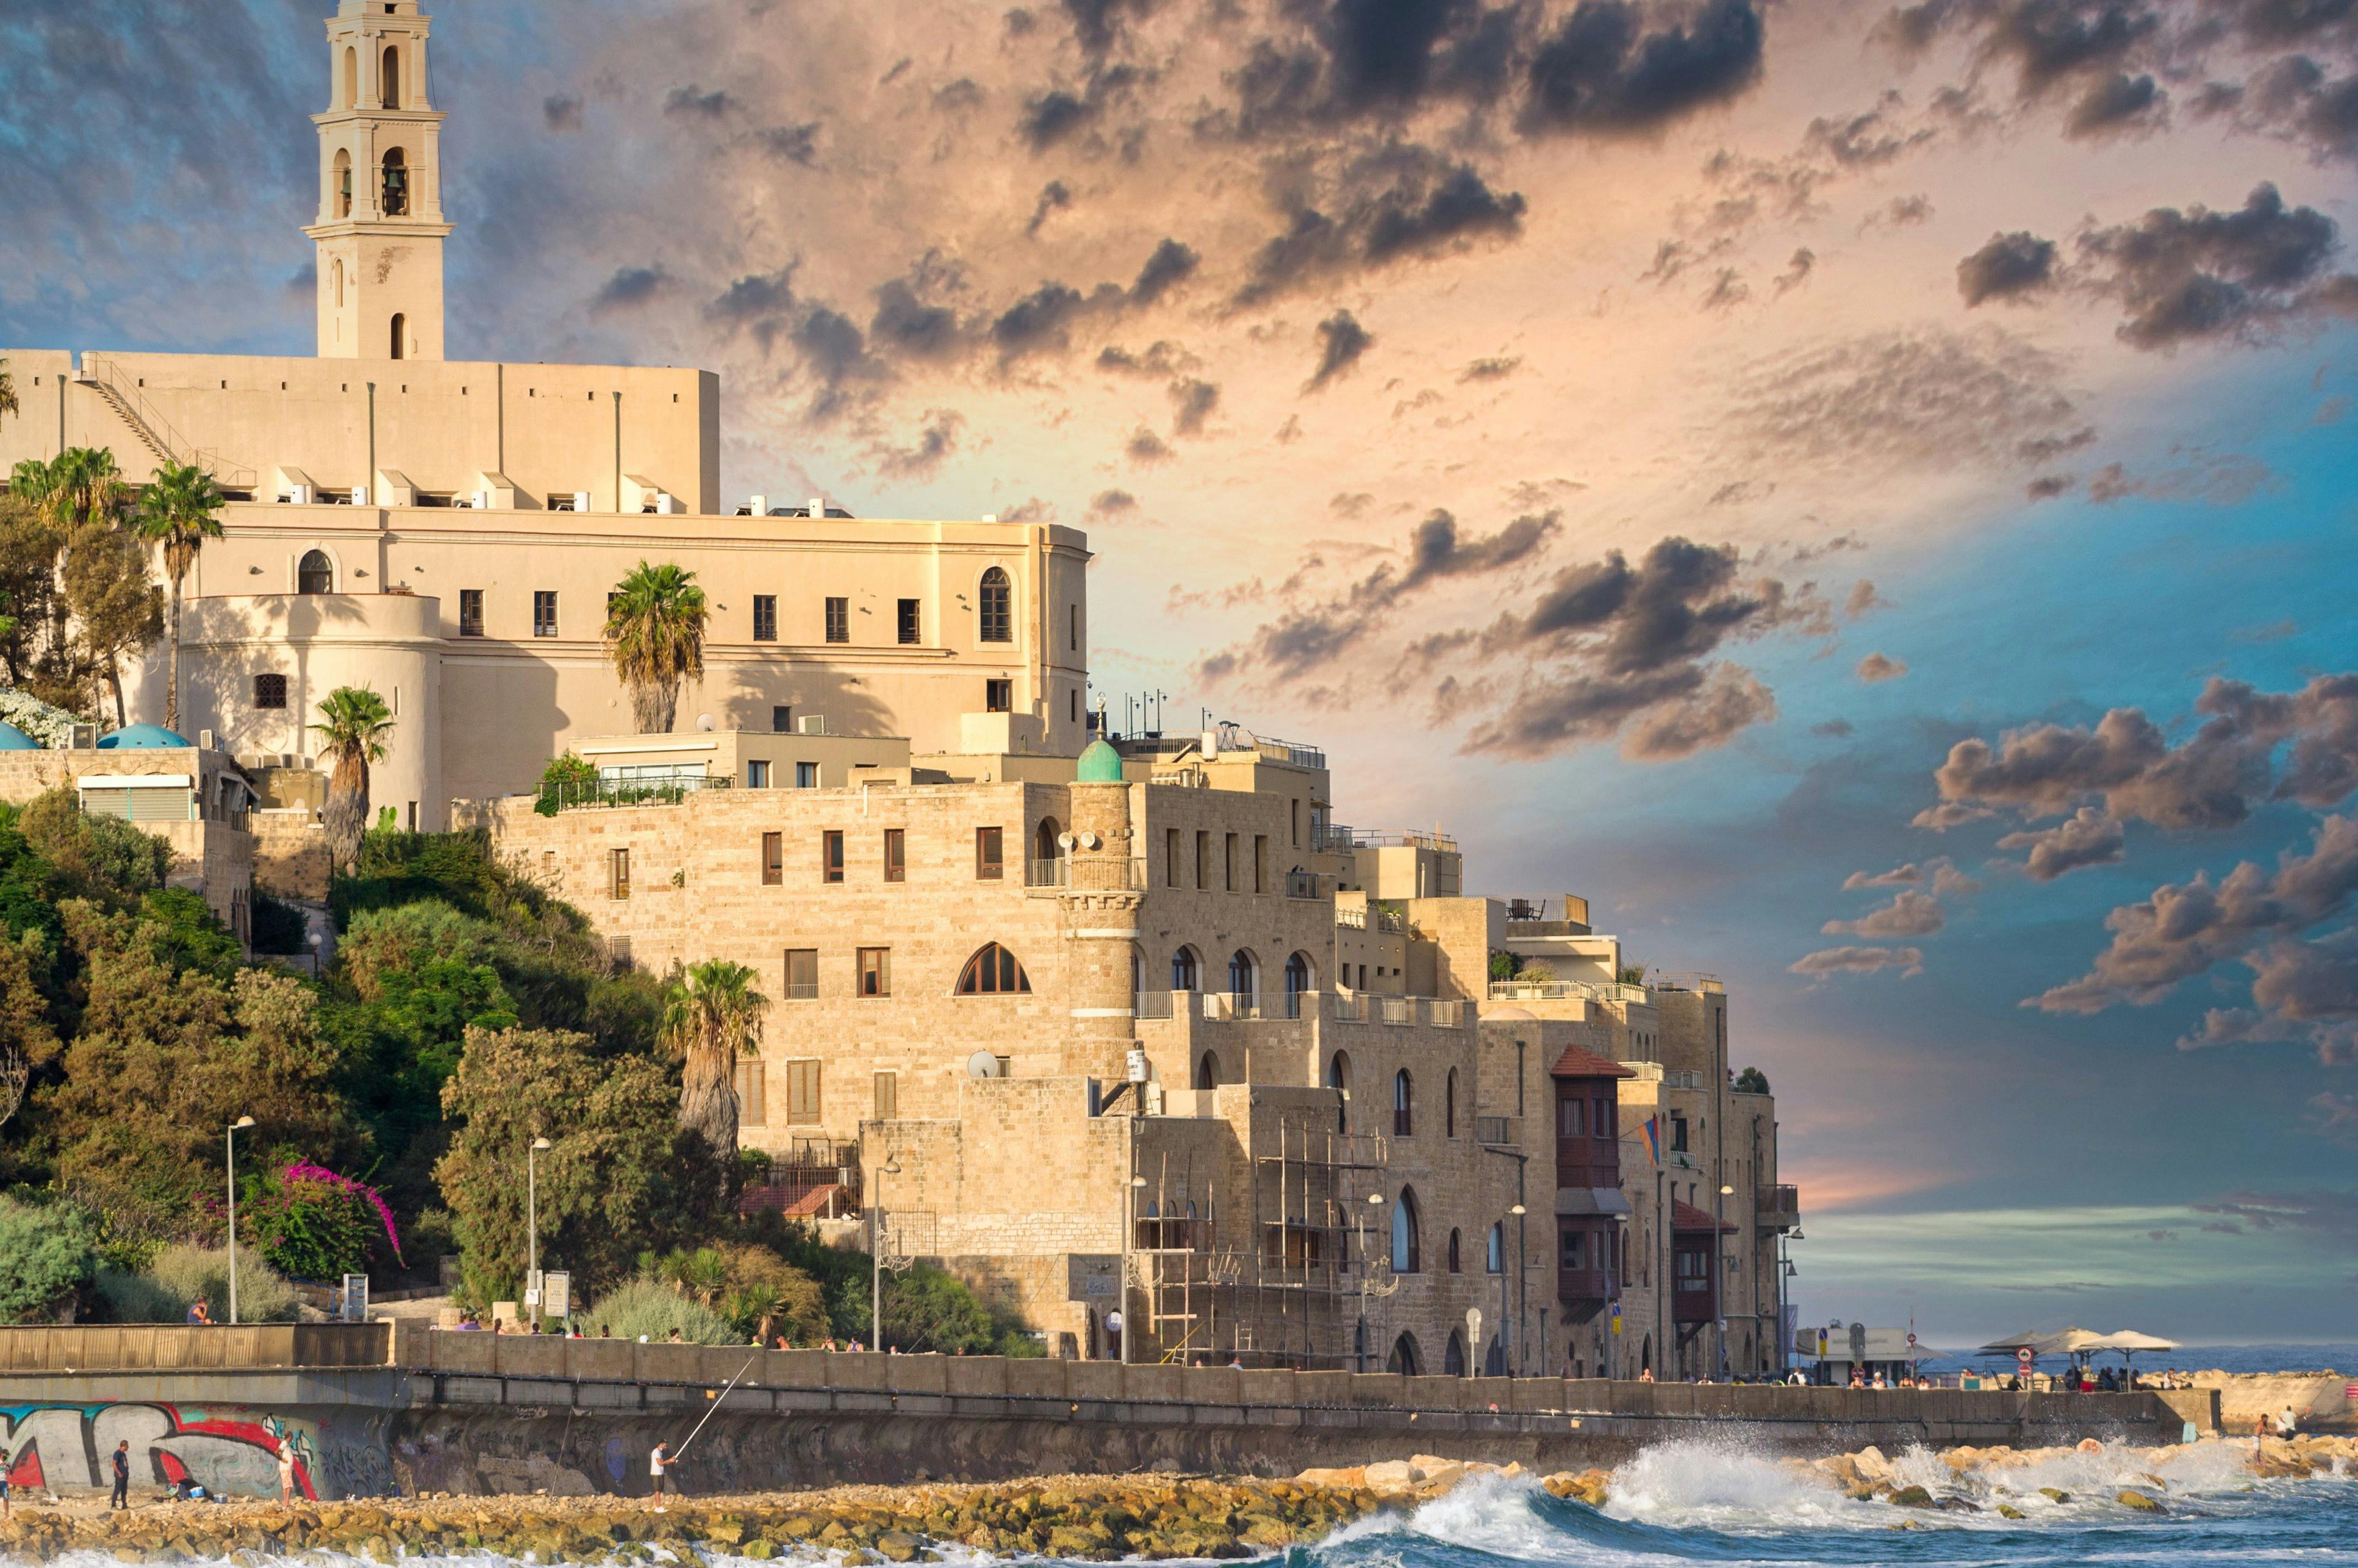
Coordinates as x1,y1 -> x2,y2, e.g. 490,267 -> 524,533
2084,1330 -> 2181,1384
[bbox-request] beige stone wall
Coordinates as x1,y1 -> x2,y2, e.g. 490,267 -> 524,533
251,813 -> 332,900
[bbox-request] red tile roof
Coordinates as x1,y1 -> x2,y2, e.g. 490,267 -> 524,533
1549,1044 -> 1636,1079
1672,1198 -> 1738,1233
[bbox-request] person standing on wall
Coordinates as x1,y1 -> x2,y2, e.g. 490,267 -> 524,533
109,1441 -> 131,1510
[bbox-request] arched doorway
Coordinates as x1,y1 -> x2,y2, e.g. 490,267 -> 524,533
390,312 -> 406,360
1444,1331 -> 1467,1377
1325,1050 -> 1349,1131
1195,1050 -> 1219,1090
1284,951 -> 1312,1018
1035,816 -> 1061,872
381,44 -> 401,109
1227,948 -> 1256,1008
1170,947 -> 1200,992
1387,1333 -> 1422,1375
1641,1334 -> 1653,1376
1390,1187 -> 1421,1273
298,551 -> 333,594
1483,1336 -> 1508,1377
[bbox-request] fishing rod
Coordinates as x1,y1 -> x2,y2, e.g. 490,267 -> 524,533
672,1351 -> 761,1461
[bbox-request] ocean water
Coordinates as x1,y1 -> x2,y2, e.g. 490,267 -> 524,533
1291,1440 -> 2358,1568
1904,1342 -> 2357,1378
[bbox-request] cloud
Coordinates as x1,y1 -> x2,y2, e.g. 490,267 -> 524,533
2189,1189 -> 2358,1242
1856,651 -> 1908,682
1304,310 -> 1375,390
1519,0 -> 1768,137
543,95 -> 584,132
589,264 -> 669,318
1026,180 -> 1072,237
1130,238 -> 1200,305
664,85 -> 734,120
1917,673 -> 2358,833
2068,71 -> 2166,136
753,122 -> 820,163
1125,426 -> 1175,464
1234,152 -> 1528,304
872,409 -> 964,479
1824,889 -> 1947,937
1790,944 -> 1927,978
1813,718 -> 1857,737
1168,378 -> 1220,435
1957,231 -> 2060,305
2086,453 -> 2274,504
2032,813 -> 2358,1015
1089,489 -> 1137,514
1998,804 -> 2127,880
1460,355 -> 1523,382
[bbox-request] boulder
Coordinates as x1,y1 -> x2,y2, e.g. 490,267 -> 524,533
2117,1490 -> 2163,1514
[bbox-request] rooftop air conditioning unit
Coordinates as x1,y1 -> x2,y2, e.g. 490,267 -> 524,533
797,715 -> 827,736
199,729 -> 218,751
468,490 -> 488,510
285,485 -> 313,505
572,490 -> 591,512
653,493 -> 681,515
746,494 -> 767,517
352,486 -> 370,506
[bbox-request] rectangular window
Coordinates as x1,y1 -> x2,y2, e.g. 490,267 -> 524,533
783,947 -> 818,1000
772,704 -> 792,734
1195,831 -> 1210,890
985,678 -> 1012,713
1070,604 -> 1079,652
253,673 -> 287,710
1253,834 -> 1267,893
1560,1229 -> 1585,1270
825,596 -> 849,643
784,1059 -> 822,1125
1069,689 -> 1078,724
857,947 -> 891,998
1165,829 -> 1180,888
897,598 -> 920,645
734,1061 -> 767,1128
883,828 -> 905,883
748,759 -> 772,789
752,595 -> 777,642
873,1070 -> 898,1121
1224,832 -> 1237,892
761,831 -> 783,885
797,761 -> 819,789
457,589 -> 484,637
822,830 -> 844,883
975,826 -> 1003,879
1559,1096 -> 1586,1138
607,847 -> 629,900
1596,1097 -> 1613,1139
1290,798 -> 1300,847
1515,1042 -> 1527,1115
532,591 -> 559,637
1671,1114 -> 1690,1153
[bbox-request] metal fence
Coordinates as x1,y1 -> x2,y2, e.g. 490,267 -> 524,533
536,773 -> 734,812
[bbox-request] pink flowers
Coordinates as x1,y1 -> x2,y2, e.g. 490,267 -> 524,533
279,1162 -> 401,1261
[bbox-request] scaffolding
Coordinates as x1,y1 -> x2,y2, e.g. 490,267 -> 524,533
1132,1111 -> 1392,1367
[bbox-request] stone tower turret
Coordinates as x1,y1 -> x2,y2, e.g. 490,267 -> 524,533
304,0 -> 450,361
1061,740 -> 1142,1081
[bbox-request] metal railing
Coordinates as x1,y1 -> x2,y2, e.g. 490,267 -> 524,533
78,353 -> 257,489
536,774 -> 733,812
1333,994 -> 1368,1022
1134,989 -> 1177,1020
1336,903 -> 1405,933
1488,978 -> 1650,1004
1474,1115 -> 1513,1145
1284,868 -> 1328,899
1311,822 -> 1356,853
1625,1062 -> 1704,1089
1024,856 -> 1148,892
1252,736 -> 1326,770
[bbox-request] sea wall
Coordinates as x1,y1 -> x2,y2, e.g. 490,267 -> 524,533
2195,1370 -> 2352,1431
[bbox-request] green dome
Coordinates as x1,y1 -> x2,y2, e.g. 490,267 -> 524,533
1076,738 -> 1124,783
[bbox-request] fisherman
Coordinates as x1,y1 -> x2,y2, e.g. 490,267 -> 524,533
648,1439 -> 674,1512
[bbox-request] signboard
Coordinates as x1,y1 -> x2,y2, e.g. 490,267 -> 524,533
1609,1301 -> 1621,1336
543,1270 -> 570,1319
339,1274 -> 368,1323
1067,1254 -> 1119,1301
2018,1347 -> 2035,1369
1126,1049 -> 1149,1084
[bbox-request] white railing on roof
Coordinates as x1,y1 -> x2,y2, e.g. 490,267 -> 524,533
1489,979 -> 1650,1005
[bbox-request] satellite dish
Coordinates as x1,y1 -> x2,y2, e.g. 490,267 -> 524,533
697,714 -> 716,732
1080,831 -> 1102,850
966,1051 -> 1003,1079
1058,832 -> 1077,851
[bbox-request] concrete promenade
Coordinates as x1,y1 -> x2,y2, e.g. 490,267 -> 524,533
0,1327 -> 2219,1499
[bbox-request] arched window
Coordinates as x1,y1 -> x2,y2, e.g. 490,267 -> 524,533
1035,815 -> 1061,866
1486,1221 -> 1504,1274
381,148 -> 409,217
1284,951 -> 1312,1018
978,566 -> 1012,643
390,312 -> 406,360
381,45 -> 401,109
331,258 -> 345,309
1393,1069 -> 1413,1137
342,46 -> 358,109
1447,1228 -> 1462,1273
1390,1187 -> 1421,1274
1130,945 -> 1145,1000
1444,1331 -> 1467,1377
1326,1050 -> 1349,1133
333,149 -> 352,218
1641,1334 -> 1653,1376
1387,1333 -> 1422,1375
1483,1336 -> 1508,1377
1195,1051 -> 1219,1090
1227,948 -> 1256,1002
298,550 -> 333,594
1170,947 -> 1199,992
1446,1067 -> 1457,1138
955,942 -> 1031,995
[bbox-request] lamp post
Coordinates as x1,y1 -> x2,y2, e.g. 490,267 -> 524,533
226,1116 -> 256,1325
1716,1183 -> 1735,1379
871,1156 -> 901,1353
1353,1190 -> 1382,1372
1117,1173 -> 1145,1363
1508,1203 -> 1527,1376
527,1137 -> 553,1325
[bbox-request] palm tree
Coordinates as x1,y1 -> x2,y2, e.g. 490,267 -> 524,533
310,686 -> 396,873
603,561 -> 707,734
40,446 -> 127,530
132,462 -> 224,735
661,959 -> 769,1162
0,359 -> 18,431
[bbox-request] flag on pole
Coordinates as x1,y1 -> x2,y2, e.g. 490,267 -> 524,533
1643,1115 -> 1661,1165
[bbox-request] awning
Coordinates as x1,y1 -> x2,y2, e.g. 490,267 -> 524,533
2084,1330 -> 2181,1352
1671,1198 -> 1738,1234
1555,1187 -> 1633,1217
75,773 -> 193,789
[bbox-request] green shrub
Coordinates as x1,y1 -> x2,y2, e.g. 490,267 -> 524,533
90,1266 -> 181,1323
249,889 -> 310,955
142,1244 -> 296,1323
246,1163 -> 400,1281
534,754 -> 598,816
0,1197 -> 98,1322
580,1276 -> 739,1344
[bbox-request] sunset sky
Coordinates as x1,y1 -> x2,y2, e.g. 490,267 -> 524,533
4,0 -> 2354,1342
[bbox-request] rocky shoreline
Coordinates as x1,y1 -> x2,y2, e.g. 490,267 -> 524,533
0,1436 -> 2348,1562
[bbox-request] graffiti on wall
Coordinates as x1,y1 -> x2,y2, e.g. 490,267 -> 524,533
1,1403 -> 318,1499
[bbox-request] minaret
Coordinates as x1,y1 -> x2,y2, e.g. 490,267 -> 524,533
303,0 -> 450,361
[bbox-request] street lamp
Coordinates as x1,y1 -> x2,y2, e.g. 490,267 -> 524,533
1716,1184 -> 1735,1378
1117,1175 -> 1145,1363
871,1156 -> 901,1353
1353,1190 -> 1383,1371
1506,1205 -> 1527,1376
527,1137 -> 553,1325
226,1117 -> 256,1325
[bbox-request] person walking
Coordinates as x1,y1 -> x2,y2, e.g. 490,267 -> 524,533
109,1441 -> 131,1510
276,1437 -> 298,1504
648,1440 -> 673,1512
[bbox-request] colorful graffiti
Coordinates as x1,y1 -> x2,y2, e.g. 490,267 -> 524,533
1,1403 -> 318,1500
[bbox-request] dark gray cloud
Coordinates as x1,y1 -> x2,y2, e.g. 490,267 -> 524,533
1917,672 -> 2358,832
1020,88 -> 1097,149
590,264 -> 669,317
664,85 -> 734,120
2068,70 -> 2165,134
2188,1189 -> 2358,1240
1997,804 -> 2127,879
544,95 -> 584,132
873,409 -> 964,479
1235,149 -> 1527,304
1168,378 -> 1220,434
1519,0 -> 1768,136
1957,231 -> 2060,304
1125,426 -> 1175,464
1089,488 -> 1137,513
1097,340 -> 1194,376
1129,238 -> 1200,304
754,122 -> 820,164
1460,354 -> 1523,381
1305,310 -> 1375,389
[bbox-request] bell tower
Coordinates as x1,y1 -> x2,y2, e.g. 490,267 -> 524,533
304,0 -> 450,361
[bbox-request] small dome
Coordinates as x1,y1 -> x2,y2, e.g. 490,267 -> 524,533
98,723 -> 192,750
1483,1004 -> 1539,1021
0,720 -> 38,751
1075,738 -> 1125,783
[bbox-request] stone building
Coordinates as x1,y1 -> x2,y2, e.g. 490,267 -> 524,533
1,0 -> 1800,1374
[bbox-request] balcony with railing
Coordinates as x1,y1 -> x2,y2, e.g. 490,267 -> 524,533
1487,978 -> 1650,1006
1252,735 -> 1327,770
1474,1114 -> 1514,1146
1625,1062 -> 1705,1089
1755,1184 -> 1799,1230
1336,902 -> 1405,933
537,773 -> 733,812
1024,855 -> 1149,892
